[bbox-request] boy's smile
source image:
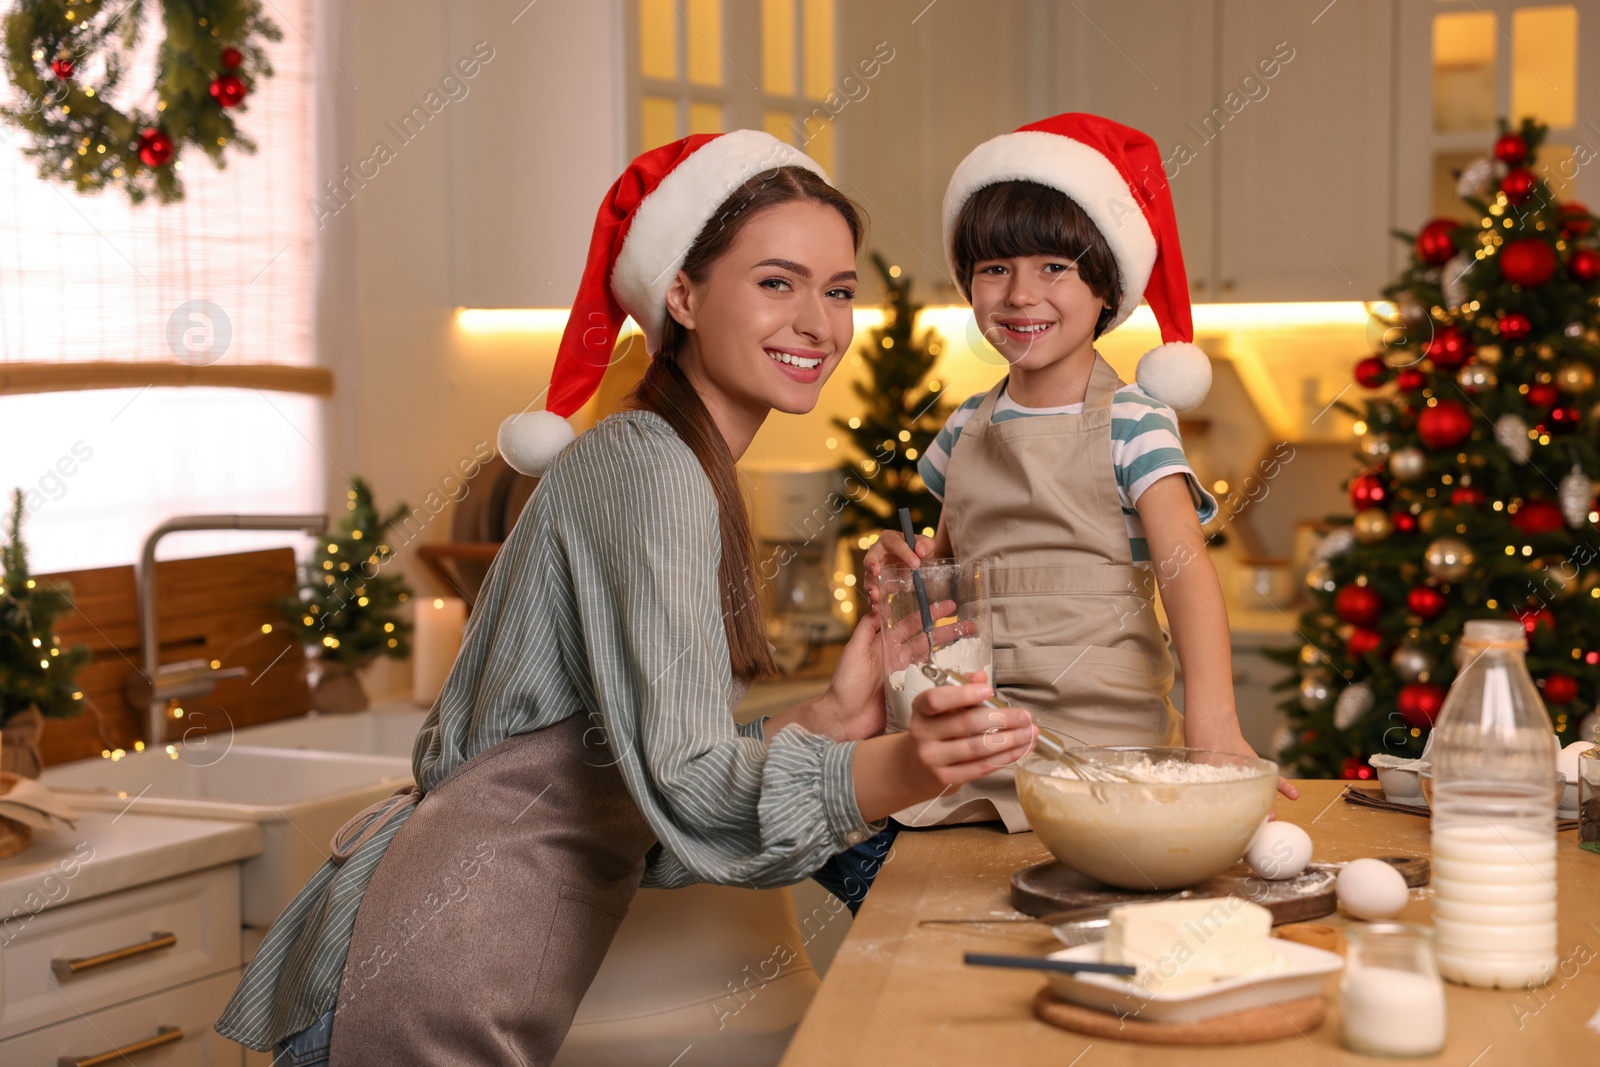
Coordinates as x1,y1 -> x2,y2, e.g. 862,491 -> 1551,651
969,254 -> 1107,377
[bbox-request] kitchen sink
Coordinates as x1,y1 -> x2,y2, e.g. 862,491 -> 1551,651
230,702 -> 429,759
41,747 -> 412,928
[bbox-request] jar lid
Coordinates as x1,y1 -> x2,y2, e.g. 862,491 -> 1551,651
1460,619 -> 1527,648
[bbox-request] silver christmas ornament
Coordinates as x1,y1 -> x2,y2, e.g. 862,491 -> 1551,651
1389,446 -> 1427,482
1441,254 -> 1473,309
1566,321 -> 1586,338
1304,561 -> 1337,595
1333,682 -> 1374,730
1424,537 -> 1476,581
1495,413 -> 1533,464
1361,433 -> 1393,459
1299,670 -> 1335,712
1560,463 -> 1594,528
1455,156 -> 1502,199
1313,527 -> 1357,561
1396,291 -> 1429,330
1390,642 -> 1432,683
1457,363 -> 1496,392
1270,723 -> 1296,758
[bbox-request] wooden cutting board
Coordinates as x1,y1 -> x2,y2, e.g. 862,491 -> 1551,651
1011,855 -> 1430,921
1033,987 -> 1327,1045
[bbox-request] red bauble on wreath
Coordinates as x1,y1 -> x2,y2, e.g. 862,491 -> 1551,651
1346,627 -> 1383,658
1569,248 -> 1600,284
1510,498 -> 1565,535
1501,167 -> 1537,204
1494,132 -> 1529,166
1501,238 -> 1558,287
136,128 -> 174,168
1335,584 -> 1383,625
209,74 -> 248,108
221,47 -> 243,69
1497,312 -> 1533,340
1415,219 -> 1458,265
49,57 -> 73,79
1417,399 -> 1473,449
1407,585 -> 1446,619
1354,356 -> 1389,389
1542,673 -> 1579,704
1349,471 -> 1388,510
1425,325 -> 1473,368
1397,683 -> 1447,728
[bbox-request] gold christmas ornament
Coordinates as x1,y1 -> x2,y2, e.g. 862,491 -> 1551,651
1424,536 -> 1475,581
1361,433 -> 1393,459
1389,446 -> 1427,481
1531,555 -> 1579,598
1354,508 -> 1393,543
1457,364 -> 1496,391
1476,343 -> 1502,365
1557,361 -> 1596,393
1304,561 -> 1337,594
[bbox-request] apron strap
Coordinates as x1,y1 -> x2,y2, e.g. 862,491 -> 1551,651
329,784 -> 422,864
969,377 -> 1008,432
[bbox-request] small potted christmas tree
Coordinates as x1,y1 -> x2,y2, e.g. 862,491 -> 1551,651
279,478 -> 413,712
0,489 -> 90,777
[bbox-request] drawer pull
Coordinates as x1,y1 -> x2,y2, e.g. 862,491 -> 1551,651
58,1025 -> 183,1067
51,931 -> 177,979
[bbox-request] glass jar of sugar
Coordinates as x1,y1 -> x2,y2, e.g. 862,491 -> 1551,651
879,558 -> 991,732
1339,923 -> 1447,1058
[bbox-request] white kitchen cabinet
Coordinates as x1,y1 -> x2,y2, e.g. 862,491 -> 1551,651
0,971 -> 240,1066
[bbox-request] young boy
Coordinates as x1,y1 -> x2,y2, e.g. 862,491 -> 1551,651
866,114 -> 1296,829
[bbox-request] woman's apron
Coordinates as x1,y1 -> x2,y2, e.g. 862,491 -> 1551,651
897,354 -> 1183,831
325,676 -> 749,1065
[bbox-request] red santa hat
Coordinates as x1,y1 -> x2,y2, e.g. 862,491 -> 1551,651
941,113 -> 1212,410
499,130 -> 830,476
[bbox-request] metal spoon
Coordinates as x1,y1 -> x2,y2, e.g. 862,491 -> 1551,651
963,952 -> 1137,977
897,507 -> 937,660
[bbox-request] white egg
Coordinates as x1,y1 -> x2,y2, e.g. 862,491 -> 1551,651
1337,858 -> 1410,920
1557,740 -> 1593,786
1244,820 -> 1313,880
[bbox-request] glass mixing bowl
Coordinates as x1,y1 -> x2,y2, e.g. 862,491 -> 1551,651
1016,746 -> 1279,890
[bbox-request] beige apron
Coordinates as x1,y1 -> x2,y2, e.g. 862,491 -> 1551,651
327,674 -> 754,1066
898,353 -> 1183,831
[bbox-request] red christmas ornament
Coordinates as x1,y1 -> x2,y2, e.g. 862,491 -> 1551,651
1542,673 -> 1579,705
1559,202 -> 1594,237
1397,683 -> 1447,728
1340,755 -> 1375,781
1450,485 -> 1485,506
1511,498 -> 1565,535
1425,325 -> 1473,369
1548,405 -> 1582,433
1512,607 -> 1556,638
1494,132 -> 1529,166
1396,367 -> 1427,392
209,74 -> 248,108
1349,472 -> 1388,510
1335,584 -> 1383,625
1417,399 -> 1473,449
1415,219 -> 1458,266
136,128 -> 175,168
1407,586 -> 1446,619
1393,512 -> 1418,534
1501,167 -> 1537,204
1501,239 -> 1558,287
1497,312 -> 1533,340
49,58 -> 74,79
1526,381 -> 1560,407
1347,627 -> 1383,658
1354,356 -> 1389,389
1570,248 -> 1600,284
221,47 -> 243,69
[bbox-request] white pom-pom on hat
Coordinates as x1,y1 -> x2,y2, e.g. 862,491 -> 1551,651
499,411 -> 576,477
1136,342 -> 1212,412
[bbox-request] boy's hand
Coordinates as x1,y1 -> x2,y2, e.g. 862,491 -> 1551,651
862,530 -> 936,610
905,670 -> 1036,788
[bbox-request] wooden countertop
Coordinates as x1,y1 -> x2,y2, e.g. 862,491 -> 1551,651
781,780 -> 1598,1065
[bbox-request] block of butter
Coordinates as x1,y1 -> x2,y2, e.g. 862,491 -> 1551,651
1102,897 -> 1278,993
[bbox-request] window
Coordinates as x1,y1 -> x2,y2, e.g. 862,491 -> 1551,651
630,0 -> 837,171
0,0 -> 322,571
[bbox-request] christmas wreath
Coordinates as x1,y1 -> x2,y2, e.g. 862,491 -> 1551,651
1,0 -> 280,203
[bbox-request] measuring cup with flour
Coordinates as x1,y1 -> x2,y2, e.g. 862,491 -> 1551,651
880,558 -> 992,732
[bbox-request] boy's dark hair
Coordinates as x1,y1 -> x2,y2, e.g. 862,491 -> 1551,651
951,180 -> 1122,339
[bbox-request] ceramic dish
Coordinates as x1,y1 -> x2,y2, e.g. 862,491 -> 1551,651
1044,939 -> 1344,1024
1368,754 -> 1429,806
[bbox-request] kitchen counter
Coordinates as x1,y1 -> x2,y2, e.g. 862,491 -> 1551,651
780,780 -> 1599,1064
0,810 -> 262,920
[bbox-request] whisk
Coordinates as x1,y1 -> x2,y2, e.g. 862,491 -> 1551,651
916,663 -> 1141,784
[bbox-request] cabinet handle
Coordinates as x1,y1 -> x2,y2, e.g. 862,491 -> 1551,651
58,1025 -> 183,1067
51,931 -> 176,980
1220,278 -> 1237,293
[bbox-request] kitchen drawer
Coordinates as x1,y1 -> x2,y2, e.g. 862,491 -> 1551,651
1,866 -> 241,1040
0,970 -> 241,1066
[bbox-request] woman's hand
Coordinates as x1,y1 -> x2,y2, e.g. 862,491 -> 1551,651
906,670 -> 1035,788
1188,721 -> 1299,801
861,529 -> 935,610
806,612 -> 889,741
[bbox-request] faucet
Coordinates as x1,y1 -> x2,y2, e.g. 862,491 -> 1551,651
127,513 -> 328,747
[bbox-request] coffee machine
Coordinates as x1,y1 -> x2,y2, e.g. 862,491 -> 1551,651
742,464 -> 851,660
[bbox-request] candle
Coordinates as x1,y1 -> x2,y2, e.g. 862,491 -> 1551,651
412,596 -> 466,705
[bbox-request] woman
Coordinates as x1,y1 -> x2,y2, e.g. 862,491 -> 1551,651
215,131 -> 1036,1066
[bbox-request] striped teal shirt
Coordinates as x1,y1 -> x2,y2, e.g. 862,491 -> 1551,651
918,380 -> 1218,562
215,411 -> 875,1050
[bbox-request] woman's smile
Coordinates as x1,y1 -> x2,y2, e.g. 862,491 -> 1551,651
765,345 -> 829,382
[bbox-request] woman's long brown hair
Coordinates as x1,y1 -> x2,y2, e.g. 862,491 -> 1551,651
626,166 -> 864,681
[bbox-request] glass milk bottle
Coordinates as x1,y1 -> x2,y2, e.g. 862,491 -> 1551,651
1428,619 -> 1559,988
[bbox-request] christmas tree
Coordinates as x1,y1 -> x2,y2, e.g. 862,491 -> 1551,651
278,478 -> 413,666
1268,118 -> 1600,778
832,252 -> 952,541
0,489 -> 89,722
